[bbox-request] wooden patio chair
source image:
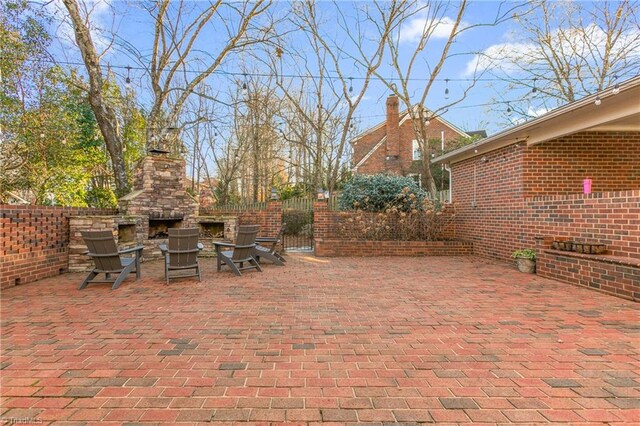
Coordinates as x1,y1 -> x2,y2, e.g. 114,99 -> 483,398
79,230 -> 143,290
159,228 -> 204,284
214,225 -> 262,276
254,223 -> 286,266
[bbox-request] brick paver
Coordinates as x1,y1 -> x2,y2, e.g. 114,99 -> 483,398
1,254 -> 639,423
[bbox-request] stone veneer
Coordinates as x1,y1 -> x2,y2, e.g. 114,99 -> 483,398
69,154 -> 203,269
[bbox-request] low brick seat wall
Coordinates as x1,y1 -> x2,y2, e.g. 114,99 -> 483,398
315,238 -> 473,257
537,249 -> 640,301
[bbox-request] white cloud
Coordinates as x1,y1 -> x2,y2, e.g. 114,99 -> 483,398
400,16 -> 464,43
462,42 -> 534,77
463,22 -> 640,77
527,106 -> 550,118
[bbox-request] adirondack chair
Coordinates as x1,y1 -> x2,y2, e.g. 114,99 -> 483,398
214,225 -> 262,276
79,230 -> 143,290
254,223 -> 286,266
159,228 -> 204,284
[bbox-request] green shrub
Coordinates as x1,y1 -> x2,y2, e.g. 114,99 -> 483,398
512,249 -> 536,260
338,174 -> 429,212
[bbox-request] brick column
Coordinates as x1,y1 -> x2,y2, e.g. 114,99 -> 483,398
313,201 -> 329,256
266,201 -> 283,236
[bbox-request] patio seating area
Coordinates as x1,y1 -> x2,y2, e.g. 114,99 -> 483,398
1,254 -> 638,423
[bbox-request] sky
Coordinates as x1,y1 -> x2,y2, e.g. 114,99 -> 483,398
42,0 -> 638,137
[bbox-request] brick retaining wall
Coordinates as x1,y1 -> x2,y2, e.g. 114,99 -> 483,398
315,239 -> 473,257
1,205 -> 117,288
313,202 -> 464,257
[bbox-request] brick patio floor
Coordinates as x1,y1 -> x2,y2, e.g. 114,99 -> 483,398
1,254 -> 639,424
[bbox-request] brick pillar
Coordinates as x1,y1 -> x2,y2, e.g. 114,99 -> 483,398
314,201 -> 329,238
385,96 -> 400,158
266,201 -> 283,236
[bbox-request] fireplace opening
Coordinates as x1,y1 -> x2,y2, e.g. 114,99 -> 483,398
199,222 -> 225,239
148,218 -> 182,239
118,224 -> 136,243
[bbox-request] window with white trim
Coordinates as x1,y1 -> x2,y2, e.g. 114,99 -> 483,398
412,139 -> 421,161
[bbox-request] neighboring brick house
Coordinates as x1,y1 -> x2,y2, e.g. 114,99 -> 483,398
432,76 -> 640,301
351,95 -> 473,181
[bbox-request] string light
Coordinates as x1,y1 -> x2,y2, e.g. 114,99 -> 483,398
241,73 -> 248,96
594,96 -> 601,106
612,75 -> 620,95
531,77 -> 537,94
425,115 -> 430,126
348,77 -> 353,93
506,102 -> 512,114
2,56 -> 629,85
125,65 -> 131,89
444,79 -> 450,99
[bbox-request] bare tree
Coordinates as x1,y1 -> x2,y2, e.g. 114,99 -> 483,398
376,0 -> 523,196
266,0 -> 408,194
62,0 -> 129,195
479,0 -> 640,111
141,0 -> 275,152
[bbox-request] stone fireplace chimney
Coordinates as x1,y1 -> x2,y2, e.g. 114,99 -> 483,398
385,95 -> 400,159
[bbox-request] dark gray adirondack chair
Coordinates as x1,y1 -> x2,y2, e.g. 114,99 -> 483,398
80,230 -> 143,290
159,228 -> 203,284
254,223 -> 286,266
214,225 -> 262,276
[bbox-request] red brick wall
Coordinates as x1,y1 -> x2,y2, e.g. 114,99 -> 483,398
535,246 -> 639,301
353,116 -> 463,176
1,205 -> 117,288
451,143 -> 526,259
523,132 -> 640,196
452,141 -> 640,260
315,239 -> 472,257
313,202 -> 460,256
450,133 -> 640,300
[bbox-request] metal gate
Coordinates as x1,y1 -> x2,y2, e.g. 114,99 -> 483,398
282,197 -> 313,252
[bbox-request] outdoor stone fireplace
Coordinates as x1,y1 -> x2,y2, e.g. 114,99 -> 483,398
68,152 -> 241,269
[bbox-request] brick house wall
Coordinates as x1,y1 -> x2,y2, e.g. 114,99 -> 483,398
450,131 -> 640,300
353,96 -> 466,176
523,132 -> 640,196
1,205 -> 117,289
452,133 -> 640,259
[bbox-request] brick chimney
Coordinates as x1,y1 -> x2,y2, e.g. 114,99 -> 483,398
385,95 -> 400,158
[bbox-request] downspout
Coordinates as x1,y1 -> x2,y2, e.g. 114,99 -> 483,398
444,164 -> 452,203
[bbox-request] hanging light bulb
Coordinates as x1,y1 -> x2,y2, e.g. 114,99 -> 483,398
425,115 -> 430,126
506,102 -> 512,115
125,65 -> 131,90
594,96 -> 602,106
531,77 -> 537,94
444,78 -> 450,99
612,83 -> 620,95
241,73 -> 248,96
612,75 -> 620,95
348,77 -> 353,93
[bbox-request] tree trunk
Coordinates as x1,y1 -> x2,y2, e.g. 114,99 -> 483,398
62,0 -> 129,197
